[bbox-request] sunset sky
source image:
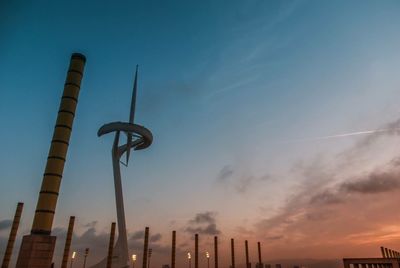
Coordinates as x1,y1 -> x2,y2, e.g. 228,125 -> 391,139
1,1 -> 400,267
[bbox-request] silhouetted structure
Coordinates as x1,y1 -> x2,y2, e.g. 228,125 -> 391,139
214,236 -> 218,268
230,239 -> 235,268
1,202 -> 24,268
61,216 -> 75,268
142,227 -> 150,268
195,234 -> 199,268
16,53 -> 86,268
343,258 -> 400,267
257,242 -> 263,268
245,240 -> 250,268
171,231 -> 176,268
107,222 -> 117,268
344,246 -> 400,267
148,248 -> 152,268
83,248 -> 89,268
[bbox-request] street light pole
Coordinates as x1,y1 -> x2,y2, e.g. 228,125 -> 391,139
132,254 -> 137,268
148,248 -> 152,268
188,252 -> 191,268
83,248 -> 89,268
70,251 -> 76,268
206,252 -> 210,268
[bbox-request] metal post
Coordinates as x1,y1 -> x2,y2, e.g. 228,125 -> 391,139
384,248 -> 390,259
83,248 -> 89,268
70,251 -> 76,268
107,222 -> 116,268
231,239 -> 235,268
61,216 -> 75,268
381,246 -> 386,258
214,236 -> 218,268
245,240 -> 250,268
142,227 -> 149,268
148,248 -> 152,268
1,202 -> 24,268
171,231 -> 176,268
195,234 -> 199,268
257,242 -> 262,268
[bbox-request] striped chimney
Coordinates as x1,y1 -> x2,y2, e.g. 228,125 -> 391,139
31,53 -> 86,235
1,202 -> 24,268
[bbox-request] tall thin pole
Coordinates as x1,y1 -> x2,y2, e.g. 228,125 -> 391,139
245,240 -> 250,268
385,248 -> 390,259
214,236 -> 218,268
142,227 -> 150,268
70,252 -> 76,268
148,248 -> 152,268
107,222 -> 116,268
257,242 -> 262,267
1,202 -> 24,268
381,246 -> 386,258
171,231 -> 176,268
231,239 -> 235,268
195,234 -> 199,268
83,248 -> 89,268
390,249 -> 394,258
61,216 -> 75,268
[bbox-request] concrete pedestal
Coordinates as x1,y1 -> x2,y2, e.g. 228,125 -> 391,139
16,235 -> 56,268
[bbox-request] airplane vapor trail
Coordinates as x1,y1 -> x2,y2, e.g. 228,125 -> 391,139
282,128 -> 400,144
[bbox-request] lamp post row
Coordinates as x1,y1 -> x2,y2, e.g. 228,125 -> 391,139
57,230 -> 267,268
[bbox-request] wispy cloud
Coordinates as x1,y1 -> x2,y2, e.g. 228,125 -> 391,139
216,164 -> 271,194
204,1 -> 304,99
249,118 -> 400,258
0,219 -> 12,231
185,212 -> 221,235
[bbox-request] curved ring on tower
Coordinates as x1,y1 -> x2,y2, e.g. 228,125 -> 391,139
97,121 -> 153,150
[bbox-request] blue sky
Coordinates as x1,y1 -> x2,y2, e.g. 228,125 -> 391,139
1,1 -> 400,267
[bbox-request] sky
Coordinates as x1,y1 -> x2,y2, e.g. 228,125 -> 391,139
1,0 -> 400,267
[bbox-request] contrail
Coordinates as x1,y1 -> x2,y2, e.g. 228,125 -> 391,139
281,128 -> 400,144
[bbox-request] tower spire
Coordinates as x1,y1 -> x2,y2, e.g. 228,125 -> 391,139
126,65 -> 138,165
129,65 -> 138,124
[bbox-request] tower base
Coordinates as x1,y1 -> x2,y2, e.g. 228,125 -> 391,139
16,234 -> 56,268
